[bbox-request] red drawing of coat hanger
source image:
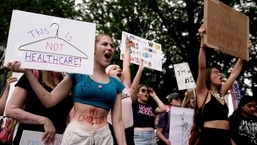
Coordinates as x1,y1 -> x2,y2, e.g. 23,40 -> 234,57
18,23 -> 88,59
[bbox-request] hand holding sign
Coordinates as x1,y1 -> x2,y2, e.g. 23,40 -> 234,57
199,24 -> 206,39
5,61 -> 26,73
247,40 -> 252,50
42,118 -> 56,144
125,35 -> 133,48
120,31 -> 163,71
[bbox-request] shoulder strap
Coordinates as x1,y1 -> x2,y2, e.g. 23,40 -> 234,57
197,92 -> 209,129
201,92 -> 209,115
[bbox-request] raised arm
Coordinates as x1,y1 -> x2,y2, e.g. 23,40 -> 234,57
130,61 -> 145,102
220,40 -> 252,95
111,93 -> 127,145
149,89 -> 167,114
5,86 -> 55,144
122,36 -> 132,87
196,25 -> 208,107
6,61 -> 72,108
0,77 -> 17,115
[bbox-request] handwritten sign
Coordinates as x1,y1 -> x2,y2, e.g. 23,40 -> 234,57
169,107 -> 194,145
174,62 -> 196,90
120,31 -> 163,71
20,130 -> 63,145
203,0 -> 249,60
4,10 -> 96,74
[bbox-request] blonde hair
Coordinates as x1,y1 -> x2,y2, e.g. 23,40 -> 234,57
182,90 -> 195,108
41,71 -> 63,89
95,34 -> 113,47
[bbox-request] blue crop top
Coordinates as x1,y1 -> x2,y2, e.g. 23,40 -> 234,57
68,74 -> 124,111
201,94 -> 229,122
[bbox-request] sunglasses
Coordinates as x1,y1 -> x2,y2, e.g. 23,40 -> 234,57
141,89 -> 150,93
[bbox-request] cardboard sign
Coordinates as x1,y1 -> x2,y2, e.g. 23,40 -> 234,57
4,10 -> 96,74
203,0 -> 249,60
20,130 -> 63,145
169,107 -> 194,145
174,62 -> 196,90
120,31 -> 163,71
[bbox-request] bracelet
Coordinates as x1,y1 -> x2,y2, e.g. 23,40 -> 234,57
3,91 -> 9,94
153,96 -> 158,100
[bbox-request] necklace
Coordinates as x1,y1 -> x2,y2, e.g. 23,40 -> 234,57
213,93 -> 225,100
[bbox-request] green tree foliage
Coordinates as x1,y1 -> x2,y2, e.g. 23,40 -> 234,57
0,0 -> 80,89
78,0 -> 257,101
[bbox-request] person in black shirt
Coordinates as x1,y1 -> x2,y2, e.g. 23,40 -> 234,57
229,95 -> 257,145
5,71 -> 73,145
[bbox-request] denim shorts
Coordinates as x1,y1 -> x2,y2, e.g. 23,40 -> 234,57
134,130 -> 156,145
62,119 -> 113,145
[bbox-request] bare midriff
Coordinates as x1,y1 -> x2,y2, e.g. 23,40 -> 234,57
134,127 -> 154,131
73,102 -> 108,131
203,120 -> 229,130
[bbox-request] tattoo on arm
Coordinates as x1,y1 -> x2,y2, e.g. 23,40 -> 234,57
13,112 -> 39,122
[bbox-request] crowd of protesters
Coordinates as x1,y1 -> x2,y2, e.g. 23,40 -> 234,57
0,23 -> 255,145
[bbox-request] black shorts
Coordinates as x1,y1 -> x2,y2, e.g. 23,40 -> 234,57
199,127 -> 231,145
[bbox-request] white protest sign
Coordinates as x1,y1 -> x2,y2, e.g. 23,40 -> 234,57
4,10 -> 96,74
174,62 -> 196,90
20,130 -> 63,145
120,31 -> 163,71
169,107 -> 194,145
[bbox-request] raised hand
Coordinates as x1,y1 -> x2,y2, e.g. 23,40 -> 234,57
5,61 -> 27,73
149,88 -> 157,98
125,35 -> 133,48
247,40 -> 252,50
139,59 -> 145,71
198,24 -> 206,38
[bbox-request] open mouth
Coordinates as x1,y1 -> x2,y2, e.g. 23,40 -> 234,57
104,53 -> 111,59
116,73 -> 121,77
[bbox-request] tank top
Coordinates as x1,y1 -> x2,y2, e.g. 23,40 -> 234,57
201,94 -> 229,122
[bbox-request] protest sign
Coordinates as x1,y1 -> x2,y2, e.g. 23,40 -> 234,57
20,130 -> 63,145
230,80 -> 243,110
203,0 -> 249,60
120,31 -> 163,71
4,10 -> 96,74
169,107 -> 194,145
174,62 -> 196,90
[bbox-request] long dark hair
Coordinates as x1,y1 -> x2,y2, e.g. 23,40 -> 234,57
235,95 -> 255,114
205,66 -> 221,92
